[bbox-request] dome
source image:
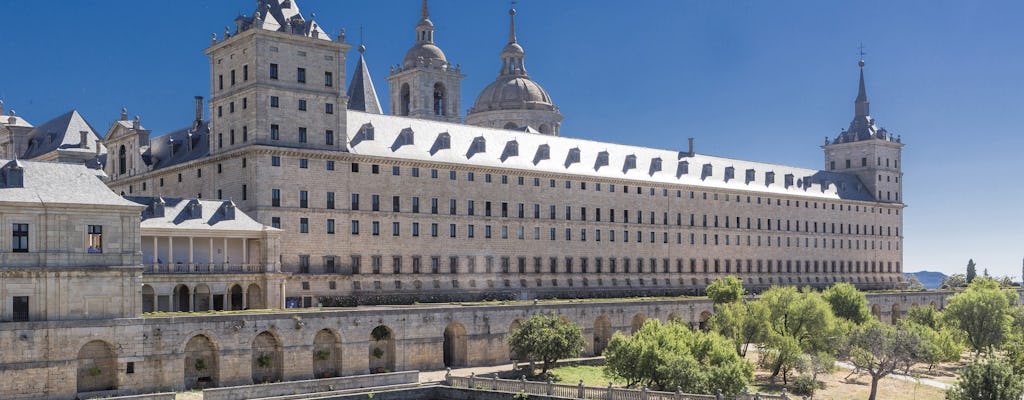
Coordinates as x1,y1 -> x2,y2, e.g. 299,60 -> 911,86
471,76 -> 556,112
403,42 -> 447,68
502,42 -> 524,56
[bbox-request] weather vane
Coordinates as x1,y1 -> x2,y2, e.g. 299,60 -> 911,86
857,43 -> 867,61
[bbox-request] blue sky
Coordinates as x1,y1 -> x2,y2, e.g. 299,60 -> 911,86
2,1 -> 1022,279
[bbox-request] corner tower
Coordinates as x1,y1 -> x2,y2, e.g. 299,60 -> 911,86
385,0 -> 464,122
466,7 -> 562,135
204,0 -> 350,155
823,59 -> 904,203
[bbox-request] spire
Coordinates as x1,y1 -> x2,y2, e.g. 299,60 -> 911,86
499,6 -> 527,77
347,45 -> 383,114
416,0 -> 435,43
508,7 -> 517,44
421,0 -> 429,20
855,59 -> 869,117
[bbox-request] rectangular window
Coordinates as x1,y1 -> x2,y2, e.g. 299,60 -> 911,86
393,196 -> 401,212
325,71 -> 333,87
299,127 -> 307,143
326,160 -> 335,170
243,64 -> 248,81
271,217 -> 281,229
372,221 -> 380,236
272,189 -> 281,207
271,124 -> 280,140
325,103 -> 334,114
351,194 -> 360,210
270,96 -> 279,108
327,192 -> 335,209
351,220 -> 360,234
326,130 -> 334,145
242,184 -> 247,200
297,67 -> 306,83
393,222 -> 401,236
372,194 -> 380,211
271,156 -> 281,166
298,99 -> 307,111
87,225 -> 103,253
327,219 -> 335,234
270,63 -> 279,79
351,162 -> 359,173
412,222 -> 420,237
299,190 -> 308,208
12,296 -> 28,322
299,158 -> 308,168
300,218 -> 309,233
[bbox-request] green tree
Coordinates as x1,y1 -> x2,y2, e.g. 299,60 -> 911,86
900,321 -> 964,372
846,320 -> 923,400
710,300 -> 768,357
905,304 -> 942,330
507,313 -> 585,376
822,282 -> 871,324
941,274 -> 968,289
946,356 -> 1024,400
905,276 -> 926,291
943,278 -> 1018,353
966,259 -> 977,283
706,276 -> 745,305
603,319 -> 753,396
755,286 -> 838,383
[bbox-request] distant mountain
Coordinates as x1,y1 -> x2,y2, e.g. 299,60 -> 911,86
905,271 -> 948,289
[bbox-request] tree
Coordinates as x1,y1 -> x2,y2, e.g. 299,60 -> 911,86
710,300 -> 768,357
706,276 -> 745,305
846,320 -> 923,400
603,319 -> 753,396
822,282 -> 871,324
507,313 -> 585,376
966,259 -> 977,283
905,275 -> 925,291
943,278 -> 1018,353
900,321 -> 964,372
755,286 -> 838,383
946,356 -> 1024,400
941,274 -> 968,289
905,304 -> 942,330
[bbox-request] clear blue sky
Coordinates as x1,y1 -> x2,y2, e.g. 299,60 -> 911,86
2,1 -> 1022,279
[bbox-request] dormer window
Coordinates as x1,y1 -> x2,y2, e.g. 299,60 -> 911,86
765,171 -> 775,186
594,151 -> 609,171
500,140 -> 519,162
622,154 -> 637,173
676,161 -> 689,178
724,166 -> 735,182
649,157 -> 662,176
467,136 -> 486,157
430,132 -> 451,155
784,174 -> 795,188
701,163 -> 713,180
393,128 -> 415,151
533,144 -> 550,165
745,169 -> 756,184
565,148 -> 581,167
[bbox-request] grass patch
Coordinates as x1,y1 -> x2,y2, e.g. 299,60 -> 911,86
548,365 -> 623,387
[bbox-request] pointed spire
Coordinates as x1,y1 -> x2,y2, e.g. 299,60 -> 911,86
854,59 -> 870,117
421,0 -> 429,20
508,7 -> 517,44
347,45 -> 383,114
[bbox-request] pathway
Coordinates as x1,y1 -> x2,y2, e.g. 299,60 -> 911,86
834,361 -> 952,390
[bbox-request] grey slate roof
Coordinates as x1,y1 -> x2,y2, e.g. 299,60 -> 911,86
144,121 -> 210,171
346,51 -> 383,114
20,110 -> 106,159
127,197 -> 274,233
235,0 -> 331,41
0,159 -> 141,208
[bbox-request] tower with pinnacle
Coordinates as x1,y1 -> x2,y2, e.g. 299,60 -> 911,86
385,0 -> 464,123
823,57 -> 904,203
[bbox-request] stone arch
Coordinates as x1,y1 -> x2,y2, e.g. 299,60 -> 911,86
173,284 -> 190,312
313,329 -> 342,378
593,315 -> 612,356
508,318 -> 523,360
184,334 -> 219,389
630,313 -> 647,333
667,312 -> 683,323
77,340 -> 117,394
443,322 -> 468,368
194,284 -> 212,311
433,82 -> 447,116
369,325 -> 396,373
141,284 -> 156,313
247,283 -> 264,309
698,311 -> 713,332
871,303 -> 881,320
229,284 -> 244,310
251,331 -> 283,384
891,303 -> 901,324
400,84 -> 411,116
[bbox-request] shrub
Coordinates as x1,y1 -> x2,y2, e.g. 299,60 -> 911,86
791,375 -> 818,396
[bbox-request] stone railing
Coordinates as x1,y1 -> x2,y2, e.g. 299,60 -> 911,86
144,263 -> 265,274
446,373 -> 793,400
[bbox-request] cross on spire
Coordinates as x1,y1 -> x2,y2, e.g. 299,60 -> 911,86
857,42 -> 867,67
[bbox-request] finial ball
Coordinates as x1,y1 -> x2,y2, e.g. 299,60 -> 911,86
509,8 -> 516,16
858,60 -> 865,68
358,44 -> 366,53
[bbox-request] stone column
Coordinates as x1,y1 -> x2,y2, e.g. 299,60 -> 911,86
168,236 -> 174,265
151,236 -> 158,269
242,237 -> 248,265
188,236 -> 194,265
223,238 -> 229,264
208,237 -> 214,267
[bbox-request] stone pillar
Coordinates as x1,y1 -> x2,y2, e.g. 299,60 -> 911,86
188,236 -> 194,265
168,236 -> 174,265
242,237 -> 248,265
151,236 -> 158,269
208,237 -> 214,267
223,238 -> 229,264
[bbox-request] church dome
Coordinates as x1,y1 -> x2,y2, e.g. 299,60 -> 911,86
472,76 -> 555,112
403,42 -> 447,68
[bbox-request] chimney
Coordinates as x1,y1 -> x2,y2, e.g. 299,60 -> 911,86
133,115 -> 140,130
194,96 -> 204,123
151,198 -> 166,218
687,138 -> 695,157
79,131 -> 89,148
95,140 -> 101,156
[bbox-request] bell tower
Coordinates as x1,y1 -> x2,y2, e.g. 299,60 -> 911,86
823,58 -> 904,203
385,0 -> 463,123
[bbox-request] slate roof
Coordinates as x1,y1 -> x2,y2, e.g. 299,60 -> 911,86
0,159 -> 141,208
20,110 -> 106,159
235,0 -> 330,41
144,121 -> 210,171
127,197 -> 275,233
346,50 -> 383,114
345,111 -> 877,202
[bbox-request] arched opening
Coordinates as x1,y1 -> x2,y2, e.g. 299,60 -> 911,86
891,303 -> 901,324
667,312 -> 683,323
247,283 -> 264,309
313,329 -> 342,378
369,325 -> 396,373
508,319 -> 523,360
503,122 -> 518,130
184,335 -> 218,389
229,284 -> 244,310
433,82 -> 446,116
193,284 -> 211,312
630,313 -> 647,334
930,301 -> 938,309
871,304 -> 881,320
698,311 -> 713,332
593,315 -> 612,356
400,84 -> 411,116
251,331 -> 283,384
173,284 -> 190,312
77,340 -> 117,394
443,322 -> 468,367
538,124 -> 551,135
141,284 -> 155,313
118,145 -> 126,175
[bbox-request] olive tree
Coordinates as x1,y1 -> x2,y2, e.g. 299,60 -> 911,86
507,313 -> 585,376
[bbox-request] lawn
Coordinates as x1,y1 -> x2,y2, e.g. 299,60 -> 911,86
548,365 -> 623,387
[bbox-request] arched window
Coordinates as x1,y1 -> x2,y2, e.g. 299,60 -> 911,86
118,145 -> 127,175
400,84 -> 411,116
433,82 -> 446,116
